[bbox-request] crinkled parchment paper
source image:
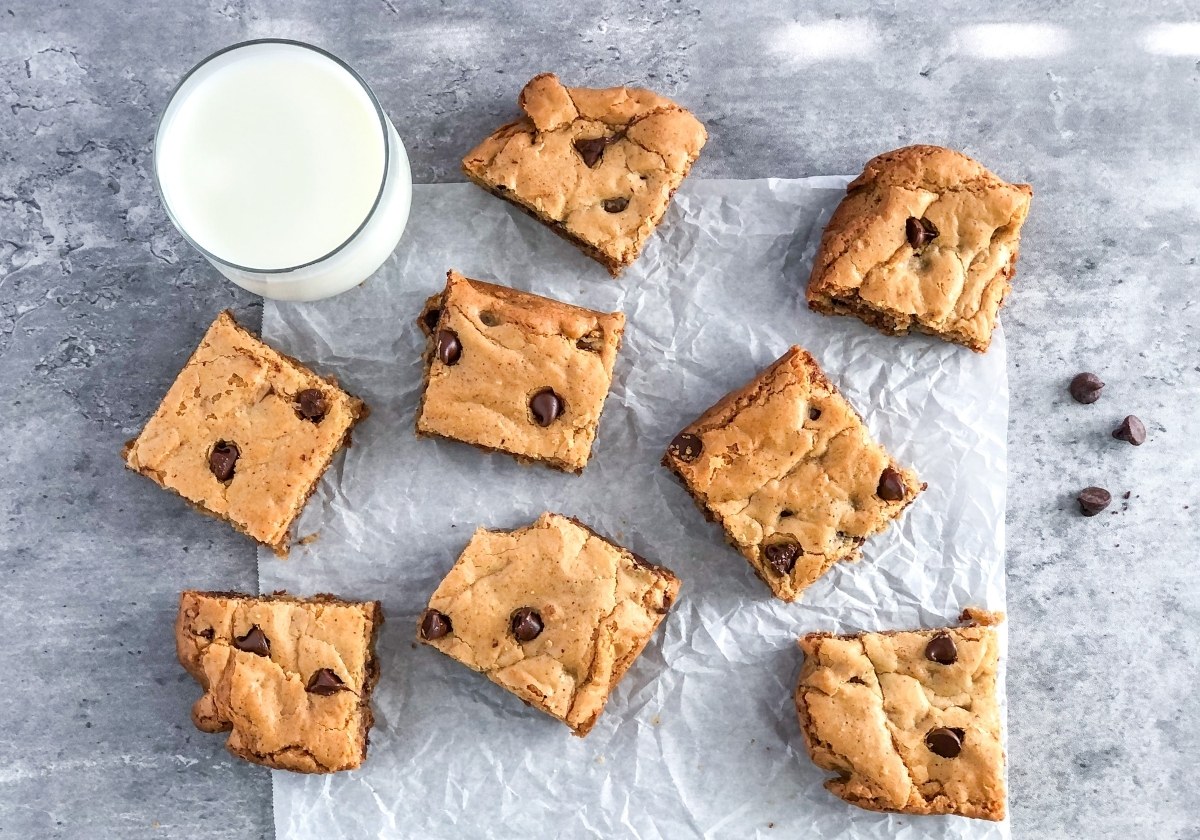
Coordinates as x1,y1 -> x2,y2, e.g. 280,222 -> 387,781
260,178 -> 1009,839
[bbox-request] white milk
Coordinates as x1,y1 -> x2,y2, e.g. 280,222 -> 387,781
155,41 -> 411,301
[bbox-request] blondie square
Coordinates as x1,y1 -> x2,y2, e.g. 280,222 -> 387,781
807,145 -> 1032,352
123,311 -> 366,553
416,271 -> 625,473
795,608 -> 1005,820
662,346 -> 922,602
462,73 -> 707,275
417,513 -> 681,737
176,590 -> 383,774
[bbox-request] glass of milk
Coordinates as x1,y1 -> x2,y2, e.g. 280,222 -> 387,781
154,40 -> 412,301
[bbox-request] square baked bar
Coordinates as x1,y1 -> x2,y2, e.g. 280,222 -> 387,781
462,73 -> 707,275
662,346 -> 922,602
416,271 -> 625,473
795,608 -> 1005,820
417,512 -> 681,736
807,145 -> 1033,352
123,311 -> 366,554
176,590 -> 384,773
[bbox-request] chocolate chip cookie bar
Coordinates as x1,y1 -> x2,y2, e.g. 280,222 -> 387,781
807,145 -> 1033,352
416,271 -> 625,474
123,311 -> 366,554
795,608 -> 1005,820
417,512 -> 680,736
662,346 -> 922,602
462,73 -> 707,276
176,590 -> 383,773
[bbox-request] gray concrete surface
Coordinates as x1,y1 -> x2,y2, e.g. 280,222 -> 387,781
1,1 -> 1197,838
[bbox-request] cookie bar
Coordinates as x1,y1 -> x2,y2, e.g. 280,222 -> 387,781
417,512 -> 680,736
176,590 -> 383,773
662,346 -> 922,602
462,73 -> 707,276
123,311 -> 366,554
807,145 -> 1033,352
416,271 -> 625,474
794,608 -> 1005,820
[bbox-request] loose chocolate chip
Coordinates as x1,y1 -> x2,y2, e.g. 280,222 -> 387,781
808,407 -> 822,421
295,388 -> 328,423
668,432 -> 703,462
510,607 -> 544,642
925,727 -> 964,758
436,329 -> 462,366
1078,486 -> 1112,516
422,307 -> 442,332
529,388 -> 564,426
602,197 -> 630,214
925,633 -> 958,665
1112,415 -> 1146,446
306,668 -> 347,696
877,467 -> 906,502
905,216 -> 940,250
1068,372 -> 1104,404
763,541 -> 800,575
574,136 -> 609,168
209,441 -> 240,482
419,609 -> 452,641
233,625 -> 270,657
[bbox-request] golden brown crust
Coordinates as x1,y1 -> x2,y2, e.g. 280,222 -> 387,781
663,346 -> 922,601
415,271 -> 625,473
462,73 -> 706,275
795,610 -> 1006,820
417,513 -> 680,736
176,590 -> 383,773
807,145 -> 1032,352
123,311 -> 366,553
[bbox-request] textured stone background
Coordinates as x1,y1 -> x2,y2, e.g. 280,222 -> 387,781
1,2 -> 1197,838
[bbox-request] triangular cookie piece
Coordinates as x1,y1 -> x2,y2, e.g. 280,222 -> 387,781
462,73 -> 706,275
795,608 -> 1006,820
807,145 -> 1032,352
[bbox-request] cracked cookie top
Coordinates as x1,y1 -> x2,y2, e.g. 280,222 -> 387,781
417,512 -> 680,736
807,145 -> 1032,352
462,73 -> 707,274
123,311 -> 365,552
795,608 -> 1005,820
663,346 -> 922,602
176,590 -> 383,774
416,271 -> 625,473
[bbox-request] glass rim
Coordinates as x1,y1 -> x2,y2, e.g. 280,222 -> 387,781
152,38 -> 391,276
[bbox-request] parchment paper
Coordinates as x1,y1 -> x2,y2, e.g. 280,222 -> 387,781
260,178 -> 1009,839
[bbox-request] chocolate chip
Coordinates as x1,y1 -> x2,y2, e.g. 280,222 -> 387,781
510,607 -> 544,642
480,310 -> 500,327
808,407 -> 822,421
295,388 -> 327,423
656,591 -> 675,615
208,441 -> 240,482
529,388 -> 564,426
668,432 -> 703,462
1112,415 -> 1146,446
233,625 -> 270,657
419,609 -> 452,641
1078,486 -> 1112,516
1069,372 -> 1104,404
602,197 -> 630,214
763,541 -> 800,575
494,184 -> 508,193
306,668 -> 347,696
198,628 -> 214,641
925,727 -> 964,758
576,328 -> 604,353
574,137 -> 609,168
877,467 -> 906,502
906,216 -> 939,250
924,633 -> 958,665
422,307 -> 442,332
436,329 -> 462,366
